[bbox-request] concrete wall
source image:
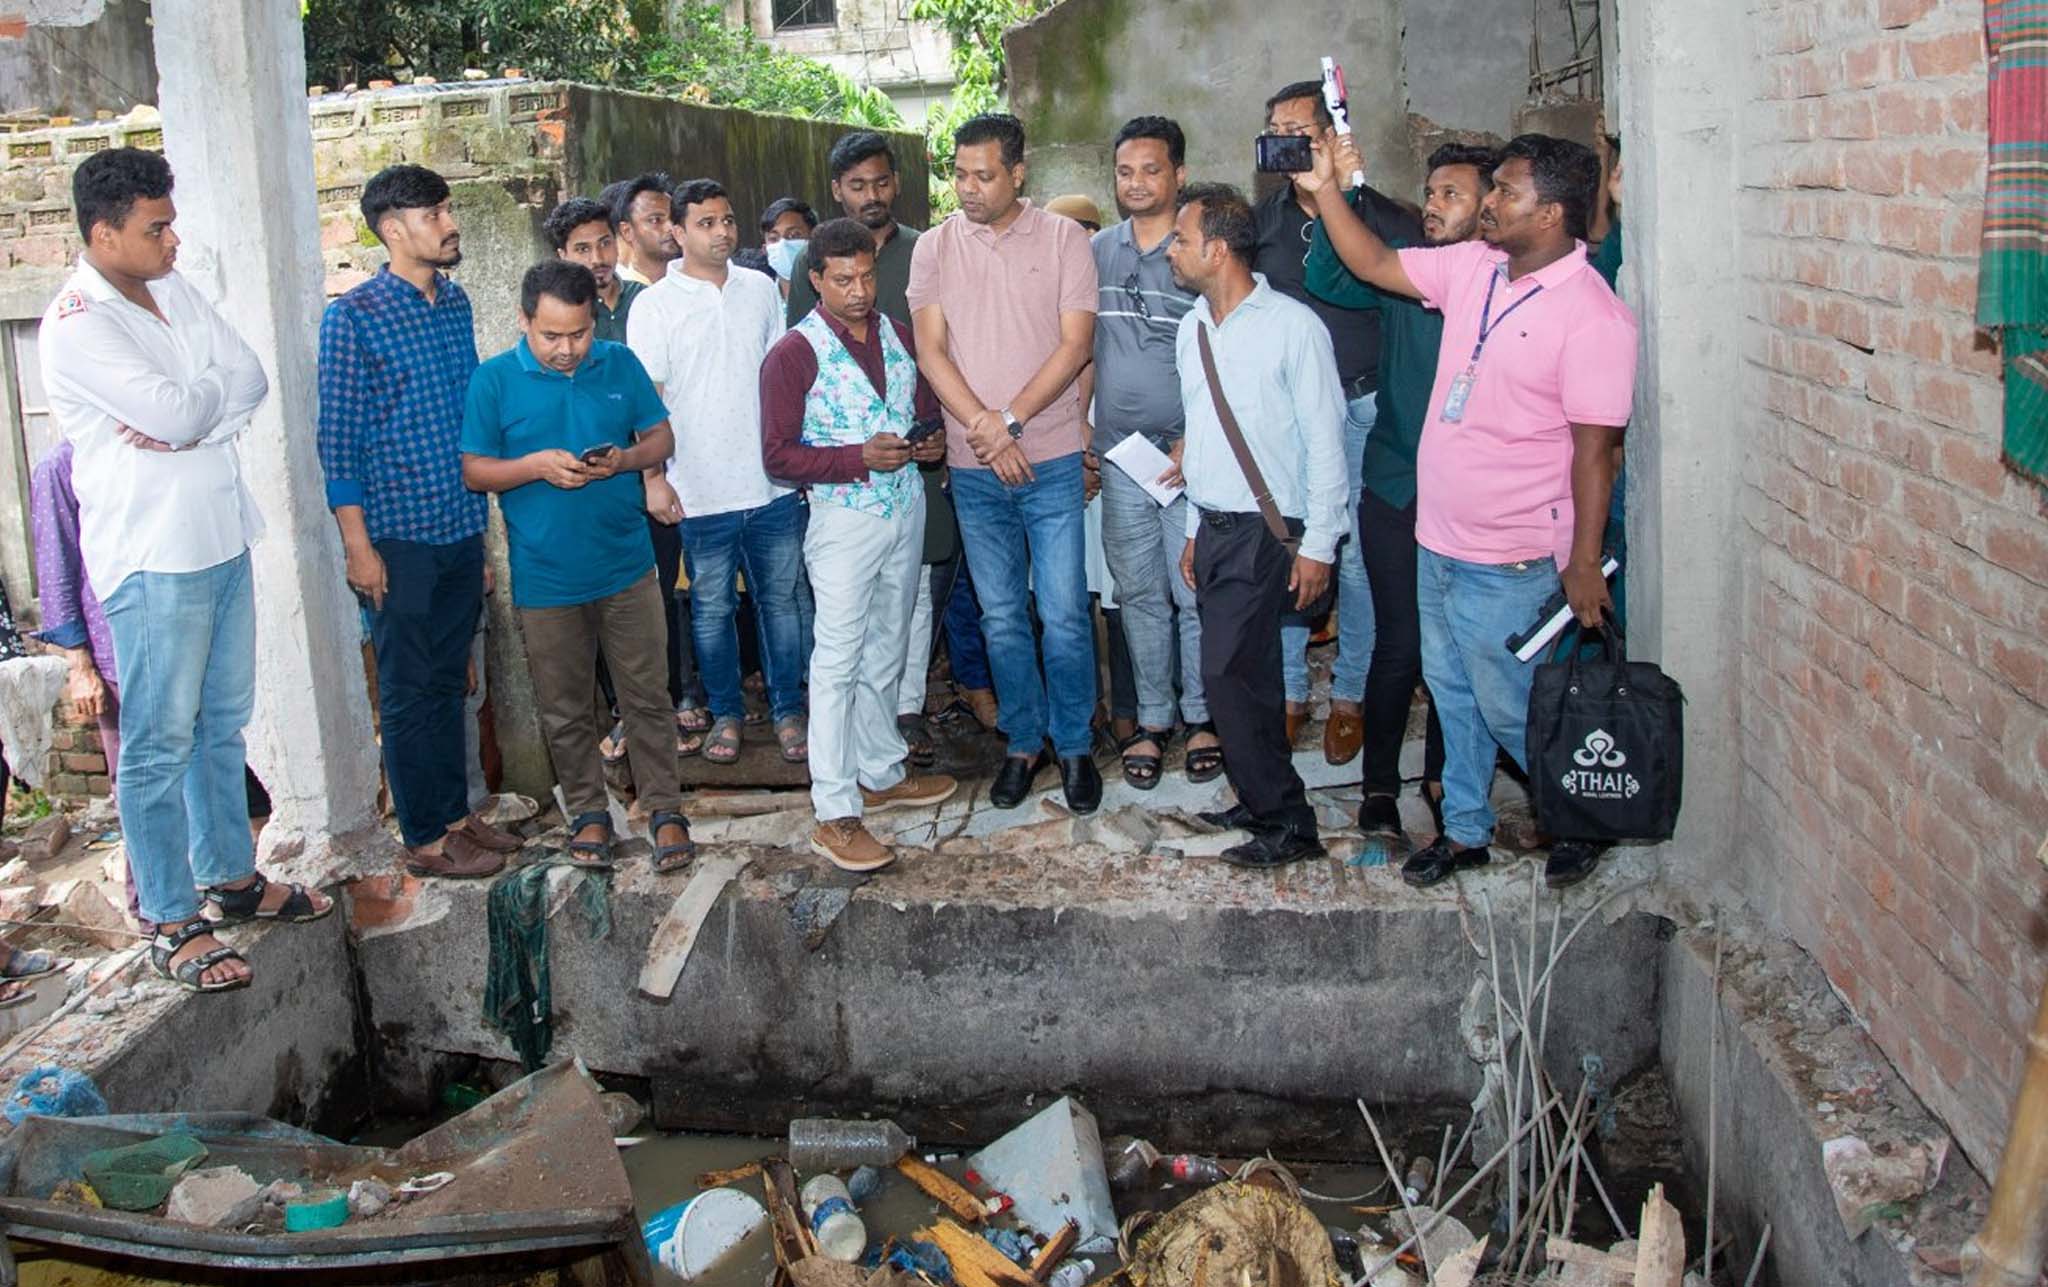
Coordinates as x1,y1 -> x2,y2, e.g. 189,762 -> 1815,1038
727,0 -> 957,116
1405,0 -> 1589,141
1005,0 -> 1415,219
0,0 -> 157,119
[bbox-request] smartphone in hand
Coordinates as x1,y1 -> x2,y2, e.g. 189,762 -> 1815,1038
579,444 -> 617,465
1254,134 -> 1314,173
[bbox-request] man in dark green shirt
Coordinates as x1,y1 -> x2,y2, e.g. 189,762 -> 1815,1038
786,133 -> 921,327
1303,141 -> 1497,851
546,197 -> 646,342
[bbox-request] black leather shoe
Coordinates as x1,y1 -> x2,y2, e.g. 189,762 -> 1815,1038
989,751 -> 1049,809
1198,802 -> 1255,831
1221,829 -> 1326,869
1545,840 -> 1606,889
1358,793 -> 1408,843
1058,754 -> 1103,815
1400,835 -> 1492,888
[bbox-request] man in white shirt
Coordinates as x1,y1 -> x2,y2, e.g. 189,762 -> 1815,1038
627,178 -> 807,767
38,148 -> 333,995
1166,182 -> 1346,869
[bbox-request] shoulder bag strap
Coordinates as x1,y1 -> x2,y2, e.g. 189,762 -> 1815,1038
1197,323 -> 1293,547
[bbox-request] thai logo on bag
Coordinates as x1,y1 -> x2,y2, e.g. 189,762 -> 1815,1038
1561,728 -> 1639,800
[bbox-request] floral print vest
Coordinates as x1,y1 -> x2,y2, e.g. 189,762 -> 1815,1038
796,311 -> 925,519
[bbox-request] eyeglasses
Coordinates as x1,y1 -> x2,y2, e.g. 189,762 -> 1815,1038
1122,269 -> 1150,319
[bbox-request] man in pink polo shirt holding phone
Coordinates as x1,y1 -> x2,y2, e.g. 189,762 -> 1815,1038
1306,132 -> 1637,890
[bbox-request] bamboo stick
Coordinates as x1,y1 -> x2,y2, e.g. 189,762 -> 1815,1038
1971,842 -> 2048,1287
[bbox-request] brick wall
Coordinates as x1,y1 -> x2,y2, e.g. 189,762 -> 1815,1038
43,704 -> 110,798
1741,0 -> 2048,1172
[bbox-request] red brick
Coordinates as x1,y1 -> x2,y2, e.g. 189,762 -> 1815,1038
1843,37 -> 1902,88
1822,96 -> 1878,140
1936,432 -> 2010,499
57,752 -> 105,775
1874,201 -> 1946,254
1916,373 -> 1981,431
1983,516 -> 2048,587
0,18 -> 27,40
1985,632 -> 2048,706
1876,0 -> 1937,27
1905,30 -> 1983,78
1844,148 -> 1907,195
7,235 -> 70,268
1906,144 -> 1985,197
1947,84 -> 1988,134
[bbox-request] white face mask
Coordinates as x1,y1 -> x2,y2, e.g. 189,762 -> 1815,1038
766,237 -> 807,280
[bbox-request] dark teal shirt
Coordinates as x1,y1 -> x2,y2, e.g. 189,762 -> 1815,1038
595,278 -> 645,344
1304,211 -> 1436,510
460,339 -> 668,609
1591,220 -> 1624,289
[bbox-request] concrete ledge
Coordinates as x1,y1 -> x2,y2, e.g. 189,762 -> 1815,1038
1659,927 -> 1991,1287
355,840 -> 1667,1155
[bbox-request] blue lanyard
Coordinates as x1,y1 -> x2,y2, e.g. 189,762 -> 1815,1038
1470,271 -> 1544,364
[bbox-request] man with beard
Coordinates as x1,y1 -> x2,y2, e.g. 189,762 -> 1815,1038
1305,133 -> 1637,891
1084,116 -> 1221,791
1301,142 -> 1496,856
547,196 -> 642,343
610,172 -> 680,286
787,132 -> 920,326
321,165 -> 523,879
629,179 -> 804,768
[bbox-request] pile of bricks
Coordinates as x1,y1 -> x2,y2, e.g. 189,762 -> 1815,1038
42,704 -> 109,799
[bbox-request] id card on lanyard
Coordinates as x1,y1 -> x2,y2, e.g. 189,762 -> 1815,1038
1441,270 -> 1544,424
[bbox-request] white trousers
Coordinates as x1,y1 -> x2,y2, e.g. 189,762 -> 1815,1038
805,491 -> 926,821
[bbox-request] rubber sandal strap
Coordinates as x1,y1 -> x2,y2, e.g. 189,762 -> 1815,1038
649,810 -> 697,872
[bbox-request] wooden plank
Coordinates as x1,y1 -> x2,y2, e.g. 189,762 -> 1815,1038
763,1156 -> 819,1275
918,1220 -> 1036,1287
697,1158 -> 766,1189
1027,1219 -> 1078,1281
636,853 -> 749,999
1635,1182 -> 1687,1287
1547,1239 -> 1634,1285
896,1154 -> 986,1224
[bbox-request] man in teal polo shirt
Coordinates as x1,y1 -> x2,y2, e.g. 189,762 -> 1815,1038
460,260 -> 695,873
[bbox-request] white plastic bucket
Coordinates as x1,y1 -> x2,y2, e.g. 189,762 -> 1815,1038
641,1187 -> 768,1279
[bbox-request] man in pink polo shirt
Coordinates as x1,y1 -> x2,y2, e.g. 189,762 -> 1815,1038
907,112 -> 1101,816
1306,133 -> 1637,890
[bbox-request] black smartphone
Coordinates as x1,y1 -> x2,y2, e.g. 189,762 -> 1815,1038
904,418 -> 944,445
1254,133 -> 1314,173
579,444 -> 617,465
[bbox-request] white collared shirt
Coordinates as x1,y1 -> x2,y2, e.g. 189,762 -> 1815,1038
37,258 -> 269,597
1177,274 -> 1349,563
626,259 -> 789,518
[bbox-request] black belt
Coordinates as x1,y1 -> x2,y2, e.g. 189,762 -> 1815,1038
1343,373 -> 1376,401
1199,509 -> 1302,534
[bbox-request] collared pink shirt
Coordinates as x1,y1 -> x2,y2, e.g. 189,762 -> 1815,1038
1398,239 -> 1637,567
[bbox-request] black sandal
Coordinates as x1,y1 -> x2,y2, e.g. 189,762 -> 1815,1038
151,920 -> 250,994
204,873 -> 332,926
1184,720 -> 1225,784
897,714 -> 937,768
1118,728 -> 1171,791
649,810 -> 696,874
566,811 -> 616,869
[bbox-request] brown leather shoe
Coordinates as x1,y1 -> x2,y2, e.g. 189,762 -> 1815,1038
404,829 -> 505,880
1323,704 -> 1364,765
863,773 -> 959,813
811,818 -> 896,873
1285,702 -> 1308,748
458,812 -> 525,853
961,687 -> 1000,732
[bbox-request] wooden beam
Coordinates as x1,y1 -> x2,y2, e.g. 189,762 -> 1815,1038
896,1154 -> 986,1225
1027,1219 -> 1078,1281
1635,1182 -> 1687,1287
918,1220 -> 1036,1287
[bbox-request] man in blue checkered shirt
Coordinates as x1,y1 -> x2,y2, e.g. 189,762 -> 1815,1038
319,165 -> 525,881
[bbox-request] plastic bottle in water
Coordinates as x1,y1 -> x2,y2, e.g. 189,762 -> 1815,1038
799,1174 -> 868,1262
1167,1154 -> 1227,1184
1047,1259 -> 1097,1287
847,1165 -> 884,1203
788,1118 -> 917,1171
1400,1156 -> 1435,1205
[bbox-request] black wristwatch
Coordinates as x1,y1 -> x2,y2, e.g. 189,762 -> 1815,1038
1000,406 -> 1025,440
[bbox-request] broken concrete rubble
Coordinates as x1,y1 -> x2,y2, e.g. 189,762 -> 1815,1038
163,1165 -> 261,1228
966,1097 -> 1117,1244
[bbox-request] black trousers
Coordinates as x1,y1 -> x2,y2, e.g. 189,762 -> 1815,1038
370,535 -> 483,847
1358,490 -> 1445,797
1193,512 -> 1316,838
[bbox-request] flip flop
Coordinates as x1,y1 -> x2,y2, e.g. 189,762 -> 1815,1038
675,705 -> 712,734
0,979 -> 34,1010
0,947 -> 71,983
775,715 -> 809,764
703,717 -> 744,765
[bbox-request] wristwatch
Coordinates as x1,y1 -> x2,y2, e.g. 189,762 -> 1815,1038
999,407 -> 1025,440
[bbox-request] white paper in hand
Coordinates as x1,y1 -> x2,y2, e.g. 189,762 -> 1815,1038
1103,435 -> 1185,507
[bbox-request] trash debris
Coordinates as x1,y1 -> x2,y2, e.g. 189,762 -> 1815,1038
48,1179 -> 100,1207
1121,1180 -> 1341,1287
965,1098 -> 1116,1243
165,1166 -> 261,1228
1389,1203 -> 1476,1269
764,1156 -> 823,1269
1103,1136 -> 1159,1191
638,853 -> 749,999
644,1186 -> 768,1279
56,878 -> 129,949
5,1065 -> 108,1124
600,1090 -> 645,1136
1820,1132 -> 1947,1239
348,1178 -> 392,1218
918,1218 -> 1036,1287
791,1117 -> 916,1171
1045,1258 -> 1094,1287
1165,1154 -> 1227,1186
1398,1156 -> 1434,1204
81,1134 -> 209,1211
897,1154 -> 986,1224
396,1171 -> 455,1197
283,1187 -> 350,1232
885,1236 -> 953,1281
1327,1225 -> 1364,1277
983,1226 -> 1033,1263
847,1164 -> 884,1203
803,1172 -> 869,1261
1027,1219 -> 1079,1279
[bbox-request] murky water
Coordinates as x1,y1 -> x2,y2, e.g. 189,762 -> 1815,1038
621,1131 -> 1402,1287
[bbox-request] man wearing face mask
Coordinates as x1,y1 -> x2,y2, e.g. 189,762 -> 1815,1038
1306,133 -> 1637,892
321,164 -> 524,881
1300,142 -> 1496,857
628,179 -> 803,769
460,261 -> 693,873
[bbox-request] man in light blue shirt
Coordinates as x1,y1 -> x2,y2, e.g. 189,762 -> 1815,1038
1167,182 -> 1346,868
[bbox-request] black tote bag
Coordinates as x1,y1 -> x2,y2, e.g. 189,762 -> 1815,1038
1526,623 -> 1685,842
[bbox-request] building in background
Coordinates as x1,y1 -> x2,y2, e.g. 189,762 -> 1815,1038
725,0 -> 957,121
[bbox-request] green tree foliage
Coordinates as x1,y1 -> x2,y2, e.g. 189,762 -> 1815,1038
906,0 -> 1042,212
303,0 -> 901,129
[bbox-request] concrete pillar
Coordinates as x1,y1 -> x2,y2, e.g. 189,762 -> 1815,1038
149,0 -> 388,876
1612,0 -> 1746,894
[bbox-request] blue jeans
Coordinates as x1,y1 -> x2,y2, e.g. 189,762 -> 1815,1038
103,552 -> 256,925
682,492 -> 806,722
1282,622 -> 1310,703
1417,547 -> 1561,848
1099,456 -> 1206,728
1330,394 -> 1377,703
951,453 -> 1094,758
942,555 -> 992,691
